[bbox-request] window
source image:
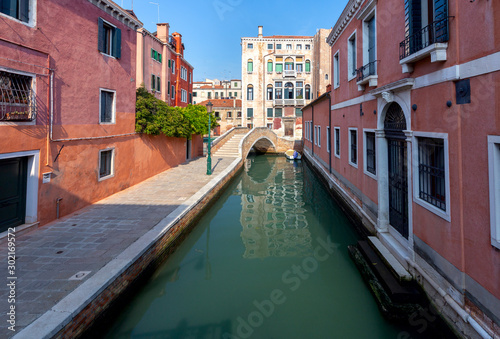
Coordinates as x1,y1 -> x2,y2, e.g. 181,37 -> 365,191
248,43 -> 253,49
247,85 -> 254,100
247,59 -> 253,73
296,63 -> 303,73
360,13 -> 377,80
413,133 -> 450,220
214,111 -> 220,118
314,126 -> 318,145
193,92 -> 197,97
1,0 -> 30,23
0,70 -> 35,121
276,44 -> 282,49
334,127 -> 340,158
349,129 -> 357,166
181,89 -> 187,103
151,48 -> 162,63
274,108 -> 282,117
285,57 -> 294,71
296,81 -> 303,99
267,44 -> 273,49
99,89 -> 115,123
227,111 -> 232,118
305,85 -> 311,100
305,60 -> 311,73
151,75 -> 160,92
267,108 -> 273,117
99,149 -> 114,180
305,44 -> 311,50
348,32 -> 357,80
334,51 -> 340,88
488,136 -> 500,249
215,92 -> 219,99
364,131 -> 376,177
98,18 -> 121,58
284,82 -> 294,99
286,44 -> 292,50
181,67 -> 188,80
237,111 -> 242,118
208,92 -> 211,99
327,127 -> 331,153
168,81 -> 171,94
234,82 -> 238,87
156,76 -> 161,92
297,44 -> 302,50
171,60 -> 175,73
417,137 -> 446,210
267,60 -> 273,72
267,85 -> 273,100
317,126 -> 321,147
295,108 -> 302,117
247,108 -> 253,118
171,85 -> 175,99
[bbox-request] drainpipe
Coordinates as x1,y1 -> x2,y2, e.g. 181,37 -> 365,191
311,104 -> 314,156
407,261 -> 492,339
328,91 -> 331,173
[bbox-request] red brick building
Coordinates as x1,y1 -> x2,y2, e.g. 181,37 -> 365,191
303,0 -> 500,337
197,99 -> 242,135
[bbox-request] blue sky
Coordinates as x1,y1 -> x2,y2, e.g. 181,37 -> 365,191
121,0 -> 348,81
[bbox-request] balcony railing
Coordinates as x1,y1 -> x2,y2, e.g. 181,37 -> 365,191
283,70 -> 296,78
169,35 -> 177,50
0,71 -> 36,122
274,99 -> 305,107
400,17 -> 451,60
356,60 -> 378,82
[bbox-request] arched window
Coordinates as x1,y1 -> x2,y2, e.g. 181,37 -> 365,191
285,57 -> 294,71
305,85 -> 311,100
305,60 -> 311,72
267,84 -> 273,100
284,82 -> 294,99
247,84 -> 254,101
247,59 -> 253,72
267,60 -> 273,73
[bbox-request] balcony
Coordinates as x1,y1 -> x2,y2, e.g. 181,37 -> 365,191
356,60 -> 378,91
0,71 -> 36,122
283,70 -> 296,78
274,99 -> 305,107
399,17 -> 451,73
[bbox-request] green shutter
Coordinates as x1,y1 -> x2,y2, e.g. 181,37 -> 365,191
168,81 -> 170,94
97,18 -> 105,53
159,53 -> 162,63
113,27 -> 121,59
151,74 -> 155,91
267,61 -> 273,72
267,108 -> 273,117
157,76 -> 161,92
168,59 -> 171,68
247,108 -> 253,118
151,48 -> 154,58
305,61 -> 310,72
275,108 -> 282,117
248,61 -> 253,72
276,64 -> 283,73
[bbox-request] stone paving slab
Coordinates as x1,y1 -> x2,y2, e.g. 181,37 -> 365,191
0,156 -> 240,338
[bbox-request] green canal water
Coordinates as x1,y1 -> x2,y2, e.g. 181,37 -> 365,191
102,155 -> 446,339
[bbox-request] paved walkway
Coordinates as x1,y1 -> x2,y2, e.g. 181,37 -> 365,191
0,156 -> 240,338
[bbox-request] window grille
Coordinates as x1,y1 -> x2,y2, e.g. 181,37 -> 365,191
0,71 -> 36,121
418,138 -> 446,210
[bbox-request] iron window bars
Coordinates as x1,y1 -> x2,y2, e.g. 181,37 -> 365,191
418,138 -> 446,211
0,71 -> 36,121
400,16 -> 451,60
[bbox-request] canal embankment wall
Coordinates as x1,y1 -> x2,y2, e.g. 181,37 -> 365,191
14,157 -> 244,339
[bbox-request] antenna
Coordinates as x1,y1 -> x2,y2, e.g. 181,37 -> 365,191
149,2 -> 160,23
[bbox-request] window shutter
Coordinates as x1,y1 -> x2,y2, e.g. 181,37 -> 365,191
168,81 -> 170,94
247,108 -> 253,118
113,27 -> 121,59
159,54 -> 162,63
434,0 -> 449,42
267,108 -> 273,117
168,59 -> 171,68
98,18 -> 105,53
151,75 -> 155,90
405,0 -> 421,38
100,91 -> 106,122
20,0 -> 29,23
151,48 -> 154,58
157,76 -> 161,92
434,0 -> 447,20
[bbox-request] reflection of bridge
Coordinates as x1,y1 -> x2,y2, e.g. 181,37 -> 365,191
211,127 -> 302,160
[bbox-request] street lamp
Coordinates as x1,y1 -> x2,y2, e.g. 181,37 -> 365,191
206,101 -> 213,175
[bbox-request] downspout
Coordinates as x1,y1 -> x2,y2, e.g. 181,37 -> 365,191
328,92 -> 332,173
311,104 -> 314,156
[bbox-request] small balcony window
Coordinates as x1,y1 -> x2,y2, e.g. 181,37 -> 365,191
0,70 -> 36,121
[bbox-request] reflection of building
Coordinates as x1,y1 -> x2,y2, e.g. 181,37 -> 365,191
197,99 -> 242,135
241,26 -> 330,138
240,157 -> 311,258
193,79 -> 242,104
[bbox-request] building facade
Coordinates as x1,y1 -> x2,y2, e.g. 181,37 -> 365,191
197,99 -> 242,135
241,26 -> 331,139
0,0 -> 202,232
136,25 -> 194,107
193,79 -> 242,104
303,0 -> 500,337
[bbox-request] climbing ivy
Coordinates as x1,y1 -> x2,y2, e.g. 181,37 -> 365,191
135,86 -> 217,139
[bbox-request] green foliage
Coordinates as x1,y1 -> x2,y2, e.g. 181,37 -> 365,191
135,86 -> 217,139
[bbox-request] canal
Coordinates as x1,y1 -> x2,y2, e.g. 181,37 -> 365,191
101,155 -> 448,339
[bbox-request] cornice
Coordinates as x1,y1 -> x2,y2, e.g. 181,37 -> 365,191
88,0 -> 142,30
241,37 -> 314,43
326,0 -> 364,46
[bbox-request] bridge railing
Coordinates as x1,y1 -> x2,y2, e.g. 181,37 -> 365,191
210,127 -> 250,154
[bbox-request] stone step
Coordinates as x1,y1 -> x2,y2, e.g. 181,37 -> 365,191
368,236 -> 412,282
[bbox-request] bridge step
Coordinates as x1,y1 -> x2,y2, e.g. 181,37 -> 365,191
212,134 -> 246,158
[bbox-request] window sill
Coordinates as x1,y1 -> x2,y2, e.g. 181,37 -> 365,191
0,12 -> 34,27
357,75 -> 378,91
364,169 -> 377,181
413,197 -> 451,222
349,161 -> 358,169
400,43 -> 448,73
100,52 -> 117,59
98,173 -> 115,182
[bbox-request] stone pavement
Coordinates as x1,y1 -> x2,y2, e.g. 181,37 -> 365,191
0,156 -> 240,338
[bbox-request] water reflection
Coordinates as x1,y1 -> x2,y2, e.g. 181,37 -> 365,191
240,156 -> 312,259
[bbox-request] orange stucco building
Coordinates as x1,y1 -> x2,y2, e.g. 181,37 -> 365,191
303,0 -> 500,337
0,0 -> 202,232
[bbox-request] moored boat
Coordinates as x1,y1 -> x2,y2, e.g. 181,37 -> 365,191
285,149 -> 302,160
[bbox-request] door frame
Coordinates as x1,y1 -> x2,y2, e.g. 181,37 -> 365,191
0,150 -> 39,227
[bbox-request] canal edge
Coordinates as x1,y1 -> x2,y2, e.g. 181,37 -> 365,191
13,157 -> 244,339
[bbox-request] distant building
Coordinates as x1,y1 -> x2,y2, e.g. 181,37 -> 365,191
197,99 -> 242,135
193,79 -> 242,104
136,24 -> 194,107
241,26 -> 331,139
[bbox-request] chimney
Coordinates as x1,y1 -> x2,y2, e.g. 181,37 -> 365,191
156,23 -> 169,43
258,26 -> 263,38
172,32 -> 183,56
